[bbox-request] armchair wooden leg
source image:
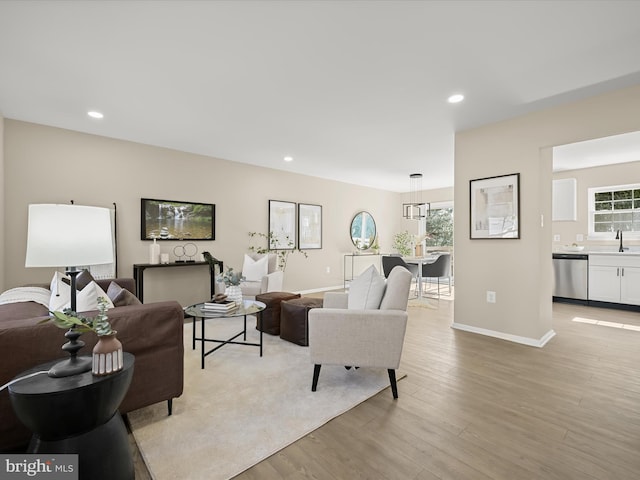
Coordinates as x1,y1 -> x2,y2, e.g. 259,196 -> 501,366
312,364 -> 321,392
388,369 -> 398,399
167,399 -> 173,416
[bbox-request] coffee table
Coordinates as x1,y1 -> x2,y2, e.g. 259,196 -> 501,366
185,300 -> 266,368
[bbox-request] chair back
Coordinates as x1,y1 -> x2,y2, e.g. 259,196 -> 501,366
382,255 -> 404,277
421,253 -> 451,278
382,255 -> 418,278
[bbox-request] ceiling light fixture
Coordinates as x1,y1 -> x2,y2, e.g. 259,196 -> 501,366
402,173 -> 428,219
87,111 -> 104,119
447,94 -> 464,104
284,156 -> 293,162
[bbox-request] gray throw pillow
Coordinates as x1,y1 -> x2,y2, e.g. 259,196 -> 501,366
107,281 -> 142,307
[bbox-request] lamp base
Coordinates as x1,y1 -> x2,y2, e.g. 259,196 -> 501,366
48,355 -> 92,378
48,327 -> 92,378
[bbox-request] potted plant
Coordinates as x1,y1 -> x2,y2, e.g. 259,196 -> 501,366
248,231 -> 308,272
45,297 -> 123,376
370,238 -> 380,254
392,231 -> 414,256
217,267 -> 245,304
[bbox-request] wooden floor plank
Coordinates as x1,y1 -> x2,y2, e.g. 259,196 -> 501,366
131,296 -> 640,479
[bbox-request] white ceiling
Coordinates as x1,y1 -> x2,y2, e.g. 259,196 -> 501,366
553,130 -> 640,172
1,1 -> 640,192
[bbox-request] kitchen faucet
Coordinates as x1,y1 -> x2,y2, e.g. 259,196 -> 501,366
615,229 -> 627,252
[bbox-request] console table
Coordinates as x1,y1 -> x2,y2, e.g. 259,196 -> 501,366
133,260 -> 222,303
343,253 -> 384,289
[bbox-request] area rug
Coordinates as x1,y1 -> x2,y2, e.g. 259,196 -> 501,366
128,317 -> 404,479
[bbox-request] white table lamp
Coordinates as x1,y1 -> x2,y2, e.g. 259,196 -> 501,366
25,204 -> 114,377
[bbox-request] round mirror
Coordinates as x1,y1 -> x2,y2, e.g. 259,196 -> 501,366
350,211 -> 377,250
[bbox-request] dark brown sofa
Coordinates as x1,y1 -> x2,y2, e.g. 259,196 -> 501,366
0,278 -> 184,452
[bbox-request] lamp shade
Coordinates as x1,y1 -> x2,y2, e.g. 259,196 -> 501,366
25,204 -> 114,268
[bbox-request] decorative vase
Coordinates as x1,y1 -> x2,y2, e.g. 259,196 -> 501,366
92,332 -> 124,376
225,285 -> 243,305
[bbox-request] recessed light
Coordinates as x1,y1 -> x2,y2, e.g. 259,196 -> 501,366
87,111 -> 104,119
447,94 -> 464,104
284,156 -> 293,162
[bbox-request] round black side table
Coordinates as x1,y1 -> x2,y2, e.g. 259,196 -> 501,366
8,353 -> 135,480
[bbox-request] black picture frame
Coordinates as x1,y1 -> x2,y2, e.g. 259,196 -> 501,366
470,173 -> 520,239
141,198 -> 215,241
298,203 -> 322,249
268,200 -> 296,249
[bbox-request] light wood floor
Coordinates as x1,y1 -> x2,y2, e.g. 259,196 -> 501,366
131,298 -> 640,479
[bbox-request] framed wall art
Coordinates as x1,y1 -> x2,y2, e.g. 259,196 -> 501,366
470,173 -> 520,239
141,198 -> 215,240
268,200 -> 296,249
298,203 -> 322,249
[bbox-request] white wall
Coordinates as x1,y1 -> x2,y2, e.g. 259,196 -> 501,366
552,160 -> 640,248
3,120 -> 403,306
454,83 -> 640,346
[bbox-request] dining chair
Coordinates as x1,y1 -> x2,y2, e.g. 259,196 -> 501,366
419,253 -> 451,298
382,255 -> 419,297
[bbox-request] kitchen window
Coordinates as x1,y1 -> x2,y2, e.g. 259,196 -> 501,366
588,184 -> 640,238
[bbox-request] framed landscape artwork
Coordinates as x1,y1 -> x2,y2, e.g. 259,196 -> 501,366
470,173 -> 520,239
298,203 -> 322,249
269,200 -> 296,249
141,198 -> 215,240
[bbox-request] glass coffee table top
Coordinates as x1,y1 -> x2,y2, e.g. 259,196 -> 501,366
185,299 -> 266,318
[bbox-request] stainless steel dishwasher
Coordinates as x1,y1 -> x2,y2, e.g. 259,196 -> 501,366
552,253 -> 588,301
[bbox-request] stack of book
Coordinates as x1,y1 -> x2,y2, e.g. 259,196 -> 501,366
202,300 -> 239,313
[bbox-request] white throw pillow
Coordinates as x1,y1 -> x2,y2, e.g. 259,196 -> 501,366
242,254 -> 269,282
49,271 -> 71,311
76,281 -> 114,312
49,271 -> 113,312
347,265 -> 386,310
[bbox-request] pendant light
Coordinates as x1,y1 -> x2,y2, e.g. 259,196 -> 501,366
402,173 -> 429,219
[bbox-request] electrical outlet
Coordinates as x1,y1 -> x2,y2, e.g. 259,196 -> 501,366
576,234 -> 584,242
553,234 -> 560,242
326,266 -> 331,274
486,291 -> 496,303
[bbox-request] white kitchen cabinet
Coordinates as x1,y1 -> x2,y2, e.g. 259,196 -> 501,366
589,254 -> 640,306
552,178 -> 577,221
620,266 -> 640,305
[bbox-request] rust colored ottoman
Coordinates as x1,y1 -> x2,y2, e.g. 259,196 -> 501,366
255,291 -> 301,335
280,297 -> 324,346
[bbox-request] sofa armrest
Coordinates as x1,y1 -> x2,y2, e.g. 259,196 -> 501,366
308,308 -> 408,369
322,292 -> 348,309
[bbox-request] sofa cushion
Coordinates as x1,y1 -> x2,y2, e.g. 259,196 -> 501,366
107,281 -> 142,307
348,265 -> 386,310
379,266 -> 412,311
242,254 -> 269,282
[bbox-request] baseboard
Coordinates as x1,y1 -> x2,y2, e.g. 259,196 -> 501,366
451,322 -> 556,348
296,285 -> 345,295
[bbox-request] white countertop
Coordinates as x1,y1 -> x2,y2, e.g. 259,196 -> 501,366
553,247 -> 640,256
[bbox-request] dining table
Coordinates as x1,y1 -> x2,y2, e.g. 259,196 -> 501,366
403,254 -> 439,299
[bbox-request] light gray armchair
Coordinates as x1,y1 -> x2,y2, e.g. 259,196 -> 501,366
239,253 -> 283,299
308,266 -> 412,399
